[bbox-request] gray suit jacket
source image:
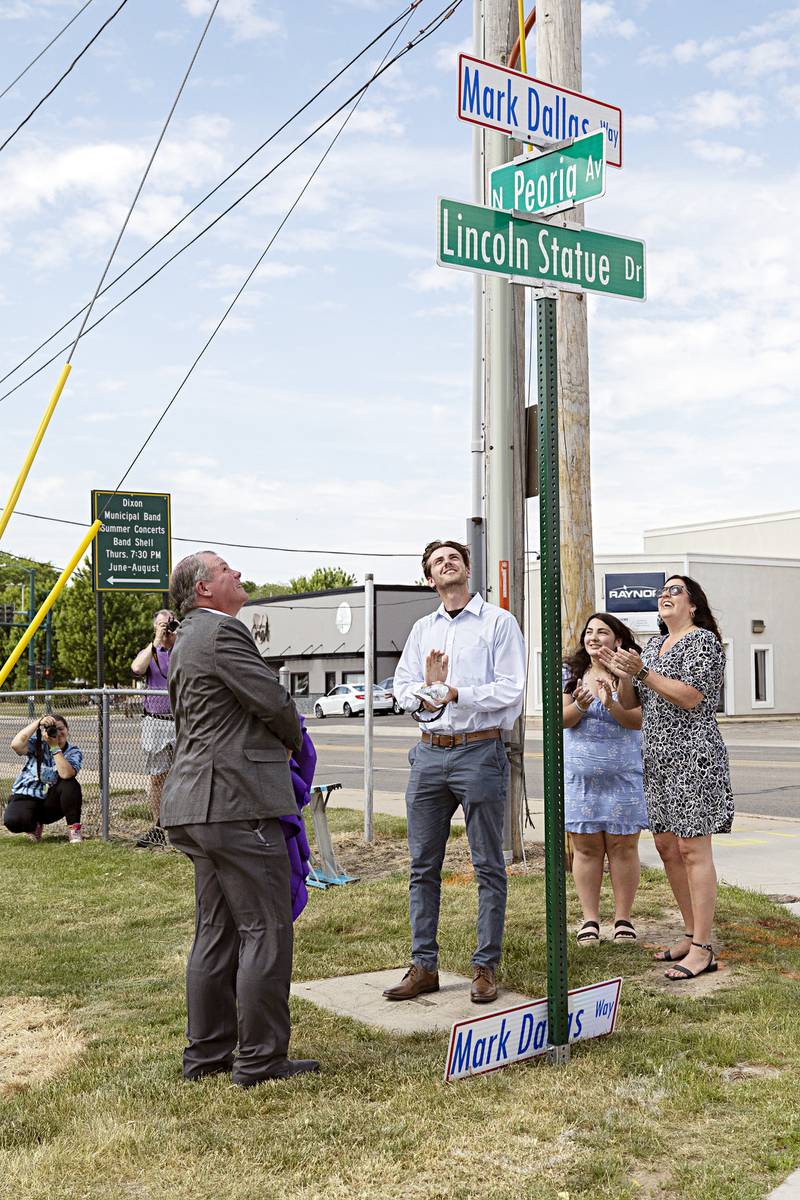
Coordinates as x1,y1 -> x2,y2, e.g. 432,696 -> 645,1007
160,608 -> 302,827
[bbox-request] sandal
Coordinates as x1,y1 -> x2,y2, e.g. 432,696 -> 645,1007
613,919 -> 637,942
665,942 -> 718,982
654,932 -> 693,962
576,920 -> 600,945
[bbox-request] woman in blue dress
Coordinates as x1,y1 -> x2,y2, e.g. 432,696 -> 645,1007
562,613 -> 647,945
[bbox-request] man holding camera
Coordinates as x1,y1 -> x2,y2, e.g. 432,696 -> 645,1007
131,608 -> 178,848
4,714 -> 84,842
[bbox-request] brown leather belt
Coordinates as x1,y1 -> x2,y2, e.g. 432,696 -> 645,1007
420,727 -> 502,749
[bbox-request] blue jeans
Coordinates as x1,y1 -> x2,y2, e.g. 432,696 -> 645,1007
405,738 -> 509,971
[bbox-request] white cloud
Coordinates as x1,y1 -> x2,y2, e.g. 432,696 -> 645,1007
688,139 -> 762,168
708,38 -> 797,79
583,2 -> 638,40
625,113 -> 659,132
434,37 -> 471,72
347,106 -> 405,137
679,89 -> 764,130
183,0 -> 280,42
781,82 -> 800,115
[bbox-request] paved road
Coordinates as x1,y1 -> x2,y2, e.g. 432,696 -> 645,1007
309,715 -> 800,822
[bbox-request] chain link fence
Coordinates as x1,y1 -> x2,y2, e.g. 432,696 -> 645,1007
0,688 -> 171,845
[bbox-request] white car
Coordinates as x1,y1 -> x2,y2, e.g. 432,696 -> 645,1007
313,684 -> 394,719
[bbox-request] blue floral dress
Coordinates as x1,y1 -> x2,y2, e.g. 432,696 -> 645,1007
563,670 -> 647,836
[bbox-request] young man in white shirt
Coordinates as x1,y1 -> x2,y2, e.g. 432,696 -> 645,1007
385,538 -> 526,1004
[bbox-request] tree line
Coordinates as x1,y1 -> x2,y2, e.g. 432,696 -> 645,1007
0,554 -> 355,688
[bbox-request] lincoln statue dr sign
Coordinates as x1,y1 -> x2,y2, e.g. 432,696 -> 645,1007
437,197 -> 646,301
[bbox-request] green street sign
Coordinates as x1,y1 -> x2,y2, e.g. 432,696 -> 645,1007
437,196 -> 646,301
92,490 -> 171,592
489,129 -> 606,217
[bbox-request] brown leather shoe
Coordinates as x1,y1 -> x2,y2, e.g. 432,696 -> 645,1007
471,965 -> 498,1004
383,964 -> 439,1001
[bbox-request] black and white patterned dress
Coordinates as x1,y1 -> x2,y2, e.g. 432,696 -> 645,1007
637,628 -> 734,838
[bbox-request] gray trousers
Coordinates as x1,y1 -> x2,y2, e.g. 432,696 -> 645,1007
405,738 -> 509,971
168,818 -> 293,1083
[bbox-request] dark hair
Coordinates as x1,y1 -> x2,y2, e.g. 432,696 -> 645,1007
421,538 -> 470,581
563,613 -> 641,694
658,575 -> 722,642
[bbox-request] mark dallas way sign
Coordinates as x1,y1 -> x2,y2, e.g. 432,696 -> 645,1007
458,53 -> 623,168
92,490 -> 171,593
444,977 -> 622,1083
437,197 -> 646,301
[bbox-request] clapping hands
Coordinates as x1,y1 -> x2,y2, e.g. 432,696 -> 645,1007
424,649 -> 449,684
597,646 -> 644,678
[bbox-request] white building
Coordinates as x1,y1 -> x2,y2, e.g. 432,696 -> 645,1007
525,511 -> 800,717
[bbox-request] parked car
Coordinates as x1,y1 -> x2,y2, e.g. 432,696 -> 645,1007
314,683 -> 394,719
378,676 -> 404,715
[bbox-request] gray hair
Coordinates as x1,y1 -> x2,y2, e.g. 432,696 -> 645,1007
153,608 -> 173,626
169,552 -> 217,615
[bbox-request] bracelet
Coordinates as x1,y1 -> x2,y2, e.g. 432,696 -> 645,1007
573,698 -> 588,714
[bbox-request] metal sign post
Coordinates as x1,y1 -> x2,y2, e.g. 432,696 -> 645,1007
537,295 -> 569,1059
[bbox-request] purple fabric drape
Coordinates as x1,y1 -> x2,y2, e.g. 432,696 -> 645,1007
279,715 -> 316,920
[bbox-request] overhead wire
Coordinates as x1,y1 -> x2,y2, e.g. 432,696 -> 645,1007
0,0 -> 464,409
0,0 -> 130,157
100,0 -> 443,523
0,0 -> 424,392
0,0 -> 96,102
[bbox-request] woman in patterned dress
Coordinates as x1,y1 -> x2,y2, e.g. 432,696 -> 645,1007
563,613 -> 646,946
599,576 -> 733,982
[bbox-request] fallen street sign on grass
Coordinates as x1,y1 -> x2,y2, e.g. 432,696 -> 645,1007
92,490 -> 171,593
444,977 -> 622,1082
437,196 -> 646,301
489,129 -> 606,218
458,53 -> 622,167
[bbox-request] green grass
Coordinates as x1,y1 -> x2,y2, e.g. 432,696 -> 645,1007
1,815 -> 800,1200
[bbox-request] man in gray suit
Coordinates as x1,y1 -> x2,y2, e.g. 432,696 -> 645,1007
161,550 -> 319,1085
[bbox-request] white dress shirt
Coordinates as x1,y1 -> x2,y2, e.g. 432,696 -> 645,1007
393,592 -> 526,734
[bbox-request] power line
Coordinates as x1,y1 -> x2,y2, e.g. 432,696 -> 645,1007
101,0 -> 431,522
0,507 -> 421,558
0,0 -> 464,409
0,0 -> 96,102
0,0 -> 421,392
0,0 -> 130,157
68,0 -> 221,359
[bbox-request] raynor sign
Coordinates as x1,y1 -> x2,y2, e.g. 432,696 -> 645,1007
445,977 -> 622,1082
437,197 -> 646,301
92,490 -> 172,593
457,53 -> 622,168
489,129 -> 606,218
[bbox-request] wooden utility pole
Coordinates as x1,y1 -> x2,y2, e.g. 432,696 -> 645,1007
483,0 -> 527,862
536,0 -> 594,650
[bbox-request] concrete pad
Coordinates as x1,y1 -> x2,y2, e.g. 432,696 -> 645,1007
291,970 -> 535,1035
768,1171 -> 800,1199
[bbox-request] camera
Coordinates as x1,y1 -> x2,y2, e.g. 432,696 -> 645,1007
166,618 -> 180,633
40,718 -> 57,734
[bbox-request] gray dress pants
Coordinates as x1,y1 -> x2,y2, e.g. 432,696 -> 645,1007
405,737 -> 509,971
168,818 -> 293,1083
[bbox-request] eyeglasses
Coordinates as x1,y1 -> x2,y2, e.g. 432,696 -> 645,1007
657,585 -> 686,599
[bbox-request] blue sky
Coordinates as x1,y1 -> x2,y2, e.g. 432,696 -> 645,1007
0,0 -> 798,586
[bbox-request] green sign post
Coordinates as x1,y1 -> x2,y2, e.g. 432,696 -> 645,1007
92,490 -> 171,593
437,196 -> 646,301
489,129 -> 606,218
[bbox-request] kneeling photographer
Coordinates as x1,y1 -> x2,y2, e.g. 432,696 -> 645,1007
131,609 -> 179,848
4,714 -> 84,843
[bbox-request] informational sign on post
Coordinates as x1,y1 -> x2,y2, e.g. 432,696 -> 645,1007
437,197 -> 646,301
91,490 -> 171,592
457,53 -> 623,167
444,977 -> 622,1083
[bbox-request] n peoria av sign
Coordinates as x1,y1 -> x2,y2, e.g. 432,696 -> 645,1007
445,977 -> 622,1082
437,197 -> 646,301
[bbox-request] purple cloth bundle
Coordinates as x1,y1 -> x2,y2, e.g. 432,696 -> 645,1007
279,715 -> 316,921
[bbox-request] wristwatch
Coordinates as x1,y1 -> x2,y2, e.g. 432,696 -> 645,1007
634,666 -> 650,684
